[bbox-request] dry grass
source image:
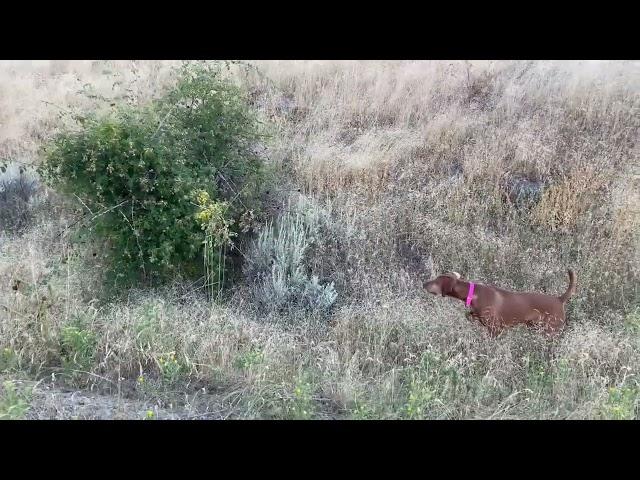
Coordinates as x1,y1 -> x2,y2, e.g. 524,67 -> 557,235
0,60 -> 639,419
0,60 -> 179,166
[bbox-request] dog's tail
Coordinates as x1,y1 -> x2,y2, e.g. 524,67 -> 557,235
559,269 -> 576,303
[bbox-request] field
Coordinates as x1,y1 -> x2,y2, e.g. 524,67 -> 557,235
0,60 -> 638,419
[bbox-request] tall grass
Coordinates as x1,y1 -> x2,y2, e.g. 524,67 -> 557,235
0,60 -> 638,419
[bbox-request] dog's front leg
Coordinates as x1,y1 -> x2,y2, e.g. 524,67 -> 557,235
480,312 -> 503,338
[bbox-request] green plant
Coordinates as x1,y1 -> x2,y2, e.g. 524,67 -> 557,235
60,322 -> 98,376
234,345 -> 264,371
404,375 -> 436,419
401,351 -> 461,419
0,348 -> 18,373
624,307 -> 640,335
39,61 -> 267,290
552,358 -> 572,388
522,353 -> 553,396
0,380 -> 32,420
599,384 -> 638,420
157,351 -> 184,385
288,378 -> 316,420
350,399 -> 378,420
134,301 -> 163,353
194,190 -> 237,298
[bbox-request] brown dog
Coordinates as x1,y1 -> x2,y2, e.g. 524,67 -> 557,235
423,270 -> 576,337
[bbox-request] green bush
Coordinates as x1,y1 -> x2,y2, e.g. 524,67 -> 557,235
39,62 -> 266,290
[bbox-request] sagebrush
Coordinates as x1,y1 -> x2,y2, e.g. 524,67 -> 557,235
244,197 -> 338,316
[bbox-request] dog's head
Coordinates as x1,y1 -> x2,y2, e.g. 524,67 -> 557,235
423,271 -> 462,297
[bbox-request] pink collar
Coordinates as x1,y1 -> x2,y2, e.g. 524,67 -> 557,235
466,282 -> 475,308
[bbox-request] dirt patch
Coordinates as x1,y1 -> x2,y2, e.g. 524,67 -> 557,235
6,377 -> 233,420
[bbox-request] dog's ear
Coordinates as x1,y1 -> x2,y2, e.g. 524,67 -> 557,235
440,275 -> 455,296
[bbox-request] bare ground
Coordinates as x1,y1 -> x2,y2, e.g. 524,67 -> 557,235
4,376 -> 234,420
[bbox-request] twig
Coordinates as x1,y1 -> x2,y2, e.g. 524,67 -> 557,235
41,100 -> 75,114
55,199 -> 129,238
217,171 -> 249,210
151,107 -> 175,140
45,367 -> 118,387
73,194 -> 94,216
230,243 -> 253,264
118,208 -> 145,277
0,303 -> 29,319
69,370 -> 118,387
201,151 -> 250,211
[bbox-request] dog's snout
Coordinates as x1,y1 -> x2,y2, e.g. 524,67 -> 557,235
423,280 -> 440,295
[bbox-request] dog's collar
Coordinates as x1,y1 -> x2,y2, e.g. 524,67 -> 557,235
466,282 -> 475,308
